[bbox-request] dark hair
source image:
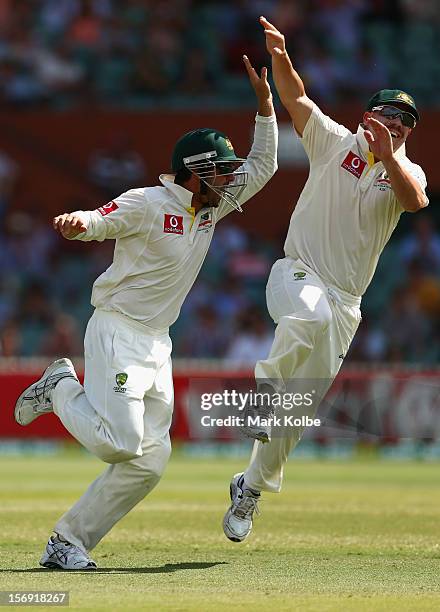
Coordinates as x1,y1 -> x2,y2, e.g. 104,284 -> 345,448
174,168 -> 192,186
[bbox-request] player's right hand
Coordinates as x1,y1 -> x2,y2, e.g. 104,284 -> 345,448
260,16 -> 286,57
53,213 -> 87,239
243,55 -> 271,102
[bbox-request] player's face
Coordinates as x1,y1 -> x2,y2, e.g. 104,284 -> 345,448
204,188 -> 222,208
214,163 -> 241,187
365,105 -> 415,151
202,163 -> 240,208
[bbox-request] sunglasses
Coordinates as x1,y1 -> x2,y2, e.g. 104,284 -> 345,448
371,105 -> 417,129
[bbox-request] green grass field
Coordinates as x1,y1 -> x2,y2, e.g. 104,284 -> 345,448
1,451 -> 440,611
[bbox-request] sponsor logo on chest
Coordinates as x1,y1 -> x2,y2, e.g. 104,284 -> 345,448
163,214 -> 184,235
341,151 -> 367,179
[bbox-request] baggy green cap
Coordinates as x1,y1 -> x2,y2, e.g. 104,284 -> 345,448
366,89 -> 419,121
172,128 -> 245,173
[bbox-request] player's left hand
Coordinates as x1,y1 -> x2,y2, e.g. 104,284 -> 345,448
243,55 -> 272,102
364,117 -> 394,162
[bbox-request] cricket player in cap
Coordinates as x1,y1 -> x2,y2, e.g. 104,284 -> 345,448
223,17 -> 428,543
13,56 -> 278,570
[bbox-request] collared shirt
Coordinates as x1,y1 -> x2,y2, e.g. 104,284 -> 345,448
71,114 -> 278,330
284,104 -> 428,298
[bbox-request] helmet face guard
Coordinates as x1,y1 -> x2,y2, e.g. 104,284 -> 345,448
183,151 -> 248,212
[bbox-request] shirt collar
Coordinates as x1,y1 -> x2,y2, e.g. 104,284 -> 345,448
160,173 -> 195,208
355,124 -> 407,166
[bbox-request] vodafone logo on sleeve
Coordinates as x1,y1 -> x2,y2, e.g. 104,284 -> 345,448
164,214 -> 184,235
98,201 -> 119,216
341,152 -> 366,179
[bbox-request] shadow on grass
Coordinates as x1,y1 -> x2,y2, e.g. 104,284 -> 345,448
2,561 -> 229,574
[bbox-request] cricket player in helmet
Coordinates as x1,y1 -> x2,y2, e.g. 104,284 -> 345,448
13,55 -> 278,570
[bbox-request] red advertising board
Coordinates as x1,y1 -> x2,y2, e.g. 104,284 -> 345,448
1,363 -> 439,441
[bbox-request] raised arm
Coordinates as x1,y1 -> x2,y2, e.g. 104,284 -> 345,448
260,16 -> 313,136
216,55 -> 278,221
232,56 -> 278,210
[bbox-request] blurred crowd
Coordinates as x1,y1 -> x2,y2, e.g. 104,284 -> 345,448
0,0 -> 439,366
0,143 -> 438,365
0,0 -> 440,110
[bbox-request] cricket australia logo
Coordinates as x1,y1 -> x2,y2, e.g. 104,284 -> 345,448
114,372 -> 128,393
374,173 -> 392,192
293,272 -> 306,281
197,211 -> 212,232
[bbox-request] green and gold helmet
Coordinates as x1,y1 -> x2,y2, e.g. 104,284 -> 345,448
172,128 -> 245,172
171,128 -> 248,212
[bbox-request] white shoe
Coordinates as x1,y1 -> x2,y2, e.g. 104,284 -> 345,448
14,358 -> 78,426
241,400 -> 274,443
223,473 -> 260,542
40,535 -> 97,570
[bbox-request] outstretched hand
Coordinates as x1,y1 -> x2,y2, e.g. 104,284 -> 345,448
243,54 -> 271,101
260,15 -> 286,57
364,117 -> 394,162
53,213 -> 87,239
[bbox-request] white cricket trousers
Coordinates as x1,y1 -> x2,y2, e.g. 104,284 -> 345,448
51,309 -> 173,552
245,257 -> 362,493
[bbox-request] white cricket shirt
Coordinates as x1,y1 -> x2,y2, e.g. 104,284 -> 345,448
71,114 -> 277,330
285,104 -> 428,297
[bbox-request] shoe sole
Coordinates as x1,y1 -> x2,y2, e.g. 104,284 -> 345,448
14,358 -> 76,426
40,560 -> 97,571
241,426 -> 270,444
